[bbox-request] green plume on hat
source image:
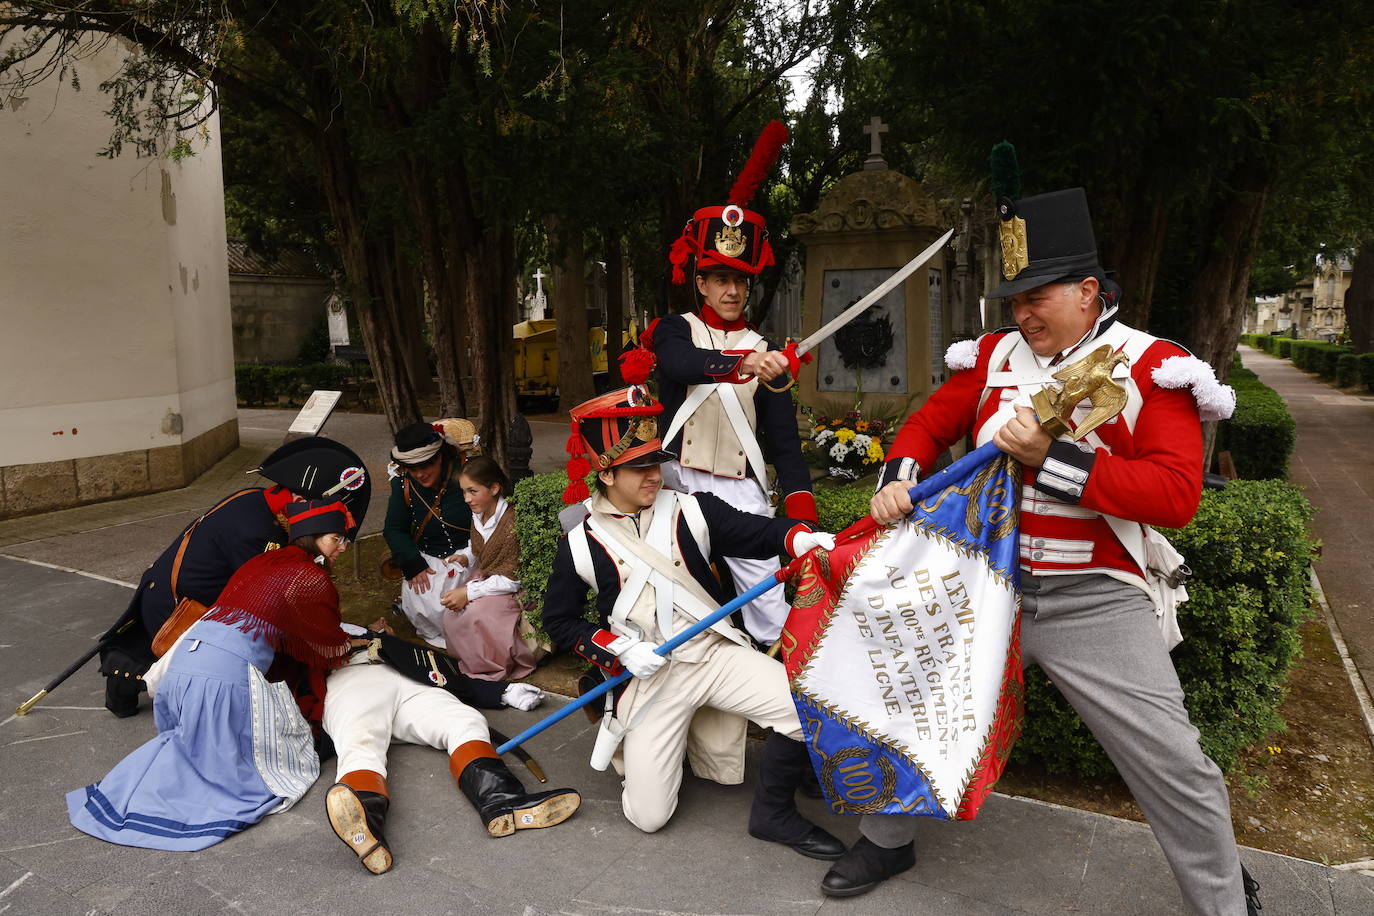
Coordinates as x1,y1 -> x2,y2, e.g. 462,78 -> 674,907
989,141 -> 1021,202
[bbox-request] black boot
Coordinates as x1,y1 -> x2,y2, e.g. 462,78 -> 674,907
104,676 -> 141,718
326,773 -> 393,875
1243,865 -> 1262,915
452,742 -> 580,837
820,836 -> 916,897
748,732 -> 846,860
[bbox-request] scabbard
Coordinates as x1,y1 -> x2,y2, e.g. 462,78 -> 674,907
486,727 -> 547,783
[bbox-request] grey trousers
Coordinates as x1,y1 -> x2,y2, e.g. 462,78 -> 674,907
859,574 -> 1245,916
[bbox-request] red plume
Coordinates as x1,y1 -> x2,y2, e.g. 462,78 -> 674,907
728,120 -> 788,207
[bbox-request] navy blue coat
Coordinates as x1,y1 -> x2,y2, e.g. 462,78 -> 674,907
651,313 -> 813,511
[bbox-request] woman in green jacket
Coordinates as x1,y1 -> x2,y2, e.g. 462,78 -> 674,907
383,422 -> 473,646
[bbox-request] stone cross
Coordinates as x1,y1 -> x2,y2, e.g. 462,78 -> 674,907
533,268 -> 547,298
862,116 -> 889,171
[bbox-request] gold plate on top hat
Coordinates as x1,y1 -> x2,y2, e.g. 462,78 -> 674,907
714,224 -> 747,258
999,216 -> 1028,280
1030,345 -> 1131,440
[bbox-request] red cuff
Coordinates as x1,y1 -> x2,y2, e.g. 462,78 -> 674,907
785,523 -> 814,558
575,629 -> 625,675
716,350 -> 756,384
783,490 -> 818,523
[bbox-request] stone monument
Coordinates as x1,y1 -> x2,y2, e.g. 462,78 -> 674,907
789,117 -> 952,423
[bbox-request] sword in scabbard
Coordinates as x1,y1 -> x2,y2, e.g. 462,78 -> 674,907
16,613 -> 141,716
762,228 -> 955,393
486,727 -> 547,783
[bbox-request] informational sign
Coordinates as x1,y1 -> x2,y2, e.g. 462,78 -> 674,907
287,390 -> 342,435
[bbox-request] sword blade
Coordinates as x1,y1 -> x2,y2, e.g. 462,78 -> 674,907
795,228 -> 954,357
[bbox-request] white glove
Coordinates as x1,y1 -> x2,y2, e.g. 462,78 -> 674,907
501,683 -> 545,710
609,635 -> 667,679
793,530 -> 836,554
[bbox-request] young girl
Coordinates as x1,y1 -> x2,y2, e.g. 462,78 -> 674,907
439,457 -> 538,681
67,501 -> 355,850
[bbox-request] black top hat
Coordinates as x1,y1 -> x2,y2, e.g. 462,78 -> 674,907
987,187 -> 1103,299
255,436 -> 370,536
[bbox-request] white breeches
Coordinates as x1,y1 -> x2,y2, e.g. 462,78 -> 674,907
619,640 -> 801,833
322,662 -> 489,779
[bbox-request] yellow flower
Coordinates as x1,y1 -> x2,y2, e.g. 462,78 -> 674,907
836,428 -> 856,444
866,440 -> 884,463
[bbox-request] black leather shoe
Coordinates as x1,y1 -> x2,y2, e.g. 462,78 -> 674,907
457,756 -> 580,837
749,823 -> 846,860
1242,865 -> 1262,915
821,836 -> 916,897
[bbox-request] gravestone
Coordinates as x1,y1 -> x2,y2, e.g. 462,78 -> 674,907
789,118 -> 951,423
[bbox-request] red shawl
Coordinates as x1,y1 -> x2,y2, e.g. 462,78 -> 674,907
204,546 -> 350,723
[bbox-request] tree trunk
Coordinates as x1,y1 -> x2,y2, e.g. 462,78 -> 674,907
390,231 -> 435,401
1183,156 -> 1275,464
1345,243 -> 1374,354
548,214 -> 597,411
316,124 -> 420,432
462,228 -> 516,467
605,233 -> 626,387
1101,195 -> 1170,330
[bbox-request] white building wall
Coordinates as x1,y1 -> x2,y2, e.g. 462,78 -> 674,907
0,36 -> 236,468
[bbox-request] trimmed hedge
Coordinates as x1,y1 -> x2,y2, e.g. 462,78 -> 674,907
1289,340 -> 1351,379
1216,367 -> 1295,480
1361,353 -> 1374,391
1013,479 -> 1314,776
234,363 -> 362,408
1276,337 -> 1294,359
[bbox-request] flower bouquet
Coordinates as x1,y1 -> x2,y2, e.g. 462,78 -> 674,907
808,410 -> 888,481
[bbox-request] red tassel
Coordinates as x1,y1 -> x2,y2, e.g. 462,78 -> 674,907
562,478 -> 590,505
728,121 -> 788,206
760,238 -> 775,270
565,421 -> 583,458
567,456 -> 592,480
618,347 -> 657,385
669,234 -> 694,285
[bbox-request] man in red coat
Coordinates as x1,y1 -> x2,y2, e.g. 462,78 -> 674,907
821,188 -> 1259,916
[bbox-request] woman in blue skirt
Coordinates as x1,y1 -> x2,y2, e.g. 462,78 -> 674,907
67,500 -> 356,850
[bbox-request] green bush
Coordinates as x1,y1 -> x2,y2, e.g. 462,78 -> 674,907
1276,337 -> 1294,359
1289,340 -> 1350,378
513,471 -> 594,638
1215,367 -> 1295,480
1336,353 -> 1362,388
815,478 -> 876,533
234,362 -> 362,408
1359,353 -> 1374,392
1012,479 -> 1315,777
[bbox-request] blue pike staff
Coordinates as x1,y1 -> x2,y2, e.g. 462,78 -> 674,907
495,441 -> 1005,756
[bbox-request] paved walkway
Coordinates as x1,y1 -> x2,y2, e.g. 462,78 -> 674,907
2,403 -> 1373,914
1239,347 -> 1374,712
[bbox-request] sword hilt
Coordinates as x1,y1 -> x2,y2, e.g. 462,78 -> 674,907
760,340 -> 811,393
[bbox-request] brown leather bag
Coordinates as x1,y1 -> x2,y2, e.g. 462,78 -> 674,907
149,490 -> 259,657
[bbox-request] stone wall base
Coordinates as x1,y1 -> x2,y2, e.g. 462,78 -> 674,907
0,418 -> 240,520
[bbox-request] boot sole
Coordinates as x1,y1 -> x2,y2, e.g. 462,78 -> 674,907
326,784 -> 393,875
486,790 -> 581,837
